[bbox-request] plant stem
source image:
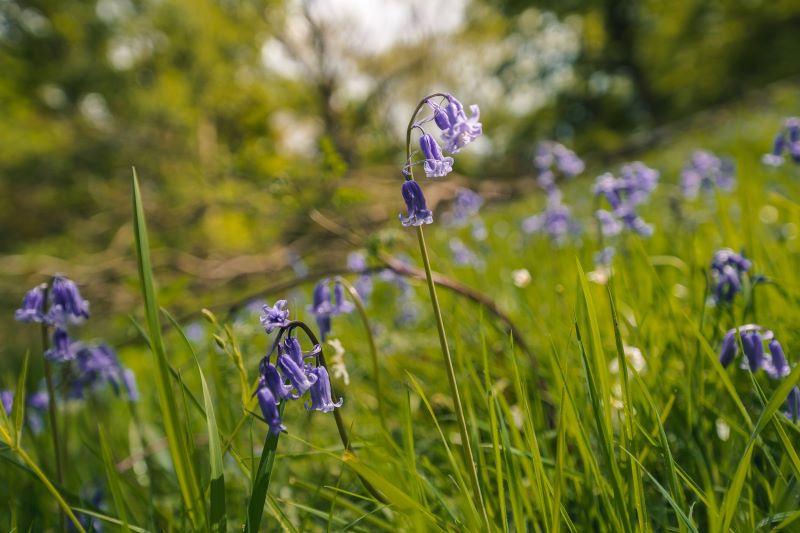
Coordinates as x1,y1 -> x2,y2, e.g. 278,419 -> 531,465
335,276 -> 388,433
40,307 -> 66,533
415,225 -> 490,529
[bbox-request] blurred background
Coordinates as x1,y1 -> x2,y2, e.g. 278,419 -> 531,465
2,0 -> 800,360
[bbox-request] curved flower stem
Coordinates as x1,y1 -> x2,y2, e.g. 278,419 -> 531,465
404,93 -> 450,181
40,283 -> 66,533
334,276 -> 388,433
415,225 -> 490,529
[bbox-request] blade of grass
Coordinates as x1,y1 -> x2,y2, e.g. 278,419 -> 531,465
130,168 -> 203,528
245,402 -> 285,533
98,426 -> 130,532
13,351 -> 29,446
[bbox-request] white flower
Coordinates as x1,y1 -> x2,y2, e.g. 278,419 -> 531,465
512,268 -> 531,288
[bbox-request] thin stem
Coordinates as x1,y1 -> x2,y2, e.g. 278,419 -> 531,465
40,301 -> 66,533
404,93 -> 450,181
335,276 -> 388,433
415,225 -> 490,529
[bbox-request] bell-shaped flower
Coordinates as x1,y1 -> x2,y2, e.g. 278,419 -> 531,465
419,133 -> 454,178
277,352 -> 317,397
15,284 -> 47,323
260,300 -> 290,333
765,339 -> 790,379
1,390 -> 12,416
742,331 -> 764,372
47,275 -> 90,326
305,366 -> 342,413
45,328 -> 78,363
785,386 -> 800,423
719,329 -> 738,367
262,361 -> 296,400
256,384 -> 285,435
399,180 -> 433,227
433,96 -> 482,154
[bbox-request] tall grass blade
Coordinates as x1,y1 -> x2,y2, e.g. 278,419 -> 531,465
13,351 -> 29,446
245,402 -> 285,533
98,426 -> 130,532
130,168 -> 203,528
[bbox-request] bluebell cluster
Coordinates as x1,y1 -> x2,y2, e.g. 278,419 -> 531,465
593,162 -> 659,238
399,93 -> 483,227
257,300 -> 342,435
308,279 -> 354,340
681,150 -> 736,199
719,324 -> 797,421
763,117 -> 800,166
710,249 -> 752,305
14,275 -> 137,402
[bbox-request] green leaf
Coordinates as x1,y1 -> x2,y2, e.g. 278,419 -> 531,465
98,426 -> 130,532
245,403 -> 285,533
130,168 -> 203,528
13,351 -> 29,446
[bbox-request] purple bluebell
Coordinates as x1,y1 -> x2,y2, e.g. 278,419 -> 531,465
710,249 -> 751,305
260,300 -> 290,334
681,150 -> 736,199
742,331 -> 764,372
347,251 -> 367,272
719,329 -> 738,367
122,369 -> 139,401
333,282 -> 354,314
262,362 -> 296,400
45,328 -> 78,363
617,207 -> 654,237
27,390 -> 48,433
595,209 -> 623,237
309,281 -> 333,339
449,238 -> 483,269
534,142 -> 585,177
256,384 -> 285,435
522,201 -> 578,244
399,180 -> 433,227
15,284 -> 47,323
594,246 -> 616,267
419,133 -> 454,178
431,95 -> 482,154
762,132 -> 785,167
1,390 -> 12,416
449,188 -> 483,226
70,343 -> 133,399
785,386 -> 800,423
47,275 -> 90,326
354,275 -> 373,304
593,173 -> 623,210
277,351 -> 317,397
619,162 -> 659,204
765,339 -> 790,379
305,366 -> 342,413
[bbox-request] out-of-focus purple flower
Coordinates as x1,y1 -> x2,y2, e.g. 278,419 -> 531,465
399,180 -> 433,227
305,366 -> 342,413
256,385 -> 285,435
617,206 -> 654,237
449,238 -> 483,269
47,275 -> 90,326
27,390 -> 48,433
534,142 -> 585,177
764,339 -> 790,379
785,386 -> 800,423
15,284 -> 47,323
710,249 -> 751,305
595,210 -> 623,237
309,280 -> 335,339
522,202 -> 578,244
45,328 -> 78,363
1,390 -> 13,415
419,133 -> 454,178
333,283 -> 354,314
619,162 -> 659,204
347,251 -> 367,272
448,188 -> 483,226
763,118 -> 800,166
742,331 -> 764,372
593,163 -> 659,238
122,369 -> 139,402
594,247 -> 616,267
260,300 -> 290,334
70,343 -> 133,399
431,95 -> 482,154
719,329 -> 738,367
681,150 -> 736,199
762,133 -> 785,167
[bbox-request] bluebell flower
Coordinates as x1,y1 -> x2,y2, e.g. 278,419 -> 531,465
15,284 -> 47,323
681,150 -> 736,199
595,209 -> 623,237
719,329 -> 738,367
617,206 -> 654,237
432,95 -> 482,154
419,133 -> 454,178
354,275 -> 373,304
1,390 -> 13,416
710,249 -> 751,305
45,328 -> 78,363
762,132 -> 785,167
256,384 -> 285,434
449,238 -> 483,269
347,251 -> 367,272
27,390 -> 48,433
70,343 -> 134,399
333,282 -> 354,314
448,187 -> 483,226
534,141 -> 585,177
742,331 -> 764,372
763,118 -> 800,166
594,246 -> 616,267
47,275 -> 90,326
785,386 -> 800,423
260,300 -> 290,334
262,362 -> 296,400
122,369 -> 139,402
277,350 -> 317,397
305,366 -> 342,413
309,281 -> 333,339
522,201 -> 578,243
765,339 -> 790,379
399,180 -> 433,227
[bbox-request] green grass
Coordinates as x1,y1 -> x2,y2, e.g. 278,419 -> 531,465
2,88 -> 800,531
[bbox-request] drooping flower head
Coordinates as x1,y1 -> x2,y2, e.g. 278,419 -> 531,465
70,343 -> 137,401
15,284 -> 47,323
522,201 -> 579,244
718,324 -> 789,379
256,384 -> 285,435
785,386 -> 800,423
419,133 -> 454,178
1,390 -> 13,416
448,187 -> 483,226
399,180 -> 433,227
681,150 -> 736,199
710,249 -> 752,305
593,163 -> 659,238
47,275 -> 90,326
431,95 -> 482,154
45,328 -> 79,363
306,366 -> 343,413
763,117 -> 800,167
308,280 -> 353,340
260,300 -> 290,334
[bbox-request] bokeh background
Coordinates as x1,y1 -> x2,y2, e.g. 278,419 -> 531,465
2,0 -> 800,362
